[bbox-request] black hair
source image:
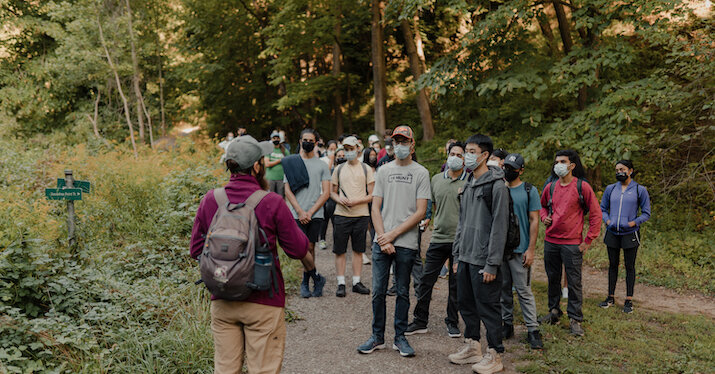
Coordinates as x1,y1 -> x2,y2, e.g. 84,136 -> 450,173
492,148 -> 508,160
448,141 -> 466,154
327,140 -> 338,148
363,147 -> 378,165
551,149 -> 586,180
226,159 -> 250,175
352,134 -> 362,141
300,128 -> 319,141
465,134 -> 494,156
616,159 -> 637,177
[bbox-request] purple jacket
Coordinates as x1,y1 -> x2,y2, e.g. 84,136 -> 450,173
600,181 -> 651,235
190,174 -> 309,308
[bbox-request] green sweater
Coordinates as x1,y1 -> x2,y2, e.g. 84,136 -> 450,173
430,170 -> 468,243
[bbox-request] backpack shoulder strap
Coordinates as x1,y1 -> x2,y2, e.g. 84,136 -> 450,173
524,182 -> 532,208
336,163 -> 345,196
213,188 -> 229,209
483,180 -> 496,214
361,163 -> 368,194
548,181 -> 556,215
244,189 -> 270,210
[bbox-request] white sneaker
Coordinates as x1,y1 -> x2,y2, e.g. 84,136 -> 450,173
362,253 -> 371,265
448,338 -> 482,365
562,287 -> 568,299
471,348 -> 503,374
318,240 -> 327,250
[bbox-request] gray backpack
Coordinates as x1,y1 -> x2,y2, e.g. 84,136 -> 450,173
200,188 -> 273,300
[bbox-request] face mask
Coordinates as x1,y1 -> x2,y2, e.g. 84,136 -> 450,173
487,160 -> 500,167
394,145 -> 411,160
553,163 -> 570,177
616,172 -> 628,182
447,156 -> 464,171
504,169 -> 520,182
345,150 -> 358,161
227,136 -> 234,141
272,140 -> 280,145
386,147 -> 394,156
464,152 -> 479,170
327,150 -> 335,156
335,157 -> 346,165
302,141 -> 315,153
369,156 -> 377,165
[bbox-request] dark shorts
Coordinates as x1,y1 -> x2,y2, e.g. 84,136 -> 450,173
295,218 -> 324,243
332,215 -> 370,254
604,230 -> 640,249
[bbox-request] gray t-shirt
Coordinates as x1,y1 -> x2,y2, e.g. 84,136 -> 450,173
285,156 -> 331,219
372,160 -> 431,250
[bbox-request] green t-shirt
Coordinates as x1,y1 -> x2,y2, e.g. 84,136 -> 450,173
265,147 -> 288,181
430,170 -> 468,243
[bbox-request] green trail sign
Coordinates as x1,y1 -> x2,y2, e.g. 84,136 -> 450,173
57,178 -> 91,193
45,188 -> 82,200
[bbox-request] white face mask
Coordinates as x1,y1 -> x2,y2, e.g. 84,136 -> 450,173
394,145 -> 411,160
447,156 -> 464,171
327,150 -> 335,157
554,162 -> 570,177
464,152 -> 481,170
345,150 -> 358,161
486,160 -> 500,167
227,135 -> 234,141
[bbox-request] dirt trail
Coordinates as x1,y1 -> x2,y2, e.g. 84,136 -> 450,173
282,228 -> 714,374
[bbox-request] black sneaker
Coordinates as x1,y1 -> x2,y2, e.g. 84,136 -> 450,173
538,309 -> 561,325
405,322 -> 428,336
336,284 -> 346,297
503,322 -> 514,339
353,282 -> 370,295
569,318 -> 585,337
526,330 -> 544,350
599,296 -> 615,308
623,300 -> 634,314
386,285 -> 397,296
446,323 -> 461,338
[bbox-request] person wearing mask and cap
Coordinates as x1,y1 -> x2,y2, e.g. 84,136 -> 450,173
369,134 -> 382,153
488,148 -> 508,168
377,128 -> 393,160
190,135 -> 316,374
264,131 -> 290,198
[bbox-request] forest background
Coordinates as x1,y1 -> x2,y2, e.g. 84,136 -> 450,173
0,0 -> 713,372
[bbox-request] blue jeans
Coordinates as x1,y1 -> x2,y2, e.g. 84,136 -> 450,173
371,243 -> 415,342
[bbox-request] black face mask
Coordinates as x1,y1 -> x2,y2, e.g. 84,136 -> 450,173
335,157 -> 346,165
301,141 -> 315,153
504,169 -> 520,182
616,172 -> 628,182
368,157 -> 377,166
272,140 -> 280,145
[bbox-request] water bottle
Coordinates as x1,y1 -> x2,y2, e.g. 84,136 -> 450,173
248,246 -> 273,291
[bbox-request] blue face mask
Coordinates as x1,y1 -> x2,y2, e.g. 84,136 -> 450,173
464,152 -> 479,170
394,145 -> 411,160
447,156 -> 464,171
345,150 -> 358,161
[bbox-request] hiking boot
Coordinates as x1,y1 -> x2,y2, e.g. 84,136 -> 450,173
362,253 -> 371,265
392,335 -> 416,357
405,322 -> 428,336
447,323 -> 461,338
599,296 -> 615,308
386,285 -> 397,296
357,336 -> 385,354
300,279 -> 312,298
318,240 -> 327,250
312,274 -> 326,297
448,338 -> 482,364
471,348 -> 503,374
538,308 -> 561,325
502,322 -> 514,340
623,300 -> 634,314
352,282 -> 370,295
526,330 -> 543,350
569,318 -> 584,337
336,284 -> 346,297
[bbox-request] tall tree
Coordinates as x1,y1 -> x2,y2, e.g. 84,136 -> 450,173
371,0 -> 387,136
401,16 -> 434,141
332,4 -> 344,137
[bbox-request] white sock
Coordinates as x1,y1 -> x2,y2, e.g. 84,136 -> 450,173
353,276 -> 361,285
337,276 -> 346,286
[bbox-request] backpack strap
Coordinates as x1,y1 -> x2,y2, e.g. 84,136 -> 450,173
336,163 -> 346,198
577,178 -> 589,214
361,162 -> 368,194
548,181 -> 556,216
244,189 -> 270,210
483,180 -> 496,214
213,188 -> 229,209
524,182 -> 533,209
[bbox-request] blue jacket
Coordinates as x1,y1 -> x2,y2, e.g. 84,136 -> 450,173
600,181 -> 651,235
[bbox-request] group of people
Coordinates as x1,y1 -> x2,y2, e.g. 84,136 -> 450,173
194,125 -> 651,374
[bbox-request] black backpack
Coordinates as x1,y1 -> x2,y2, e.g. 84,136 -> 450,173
547,178 -> 588,215
483,180 -> 520,261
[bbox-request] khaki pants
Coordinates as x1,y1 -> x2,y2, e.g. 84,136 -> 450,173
211,300 -> 286,374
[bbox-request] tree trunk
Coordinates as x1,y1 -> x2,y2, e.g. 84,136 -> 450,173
88,89 -> 101,138
401,18 -> 434,141
98,17 -> 138,158
156,34 -> 166,137
537,8 -> 559,57
332,5 -> 344,138
551,0 -> 587,110
371,0 -> 387,137
125,0 -> 147,143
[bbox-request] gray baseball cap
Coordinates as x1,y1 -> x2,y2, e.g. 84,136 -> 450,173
504,153 -> 525,169
225,135 -> 274,169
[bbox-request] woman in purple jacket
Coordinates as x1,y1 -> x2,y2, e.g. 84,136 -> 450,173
598,160 -> 651,313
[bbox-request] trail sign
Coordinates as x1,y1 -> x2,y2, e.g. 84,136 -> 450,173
45,188 -> 83,200
58,178 -> 91,193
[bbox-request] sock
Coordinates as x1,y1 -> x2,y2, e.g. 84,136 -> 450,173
352,276 -> 361,285
302,271 -> 310,284
308,268 -> 319,281
337,276 -> 346,286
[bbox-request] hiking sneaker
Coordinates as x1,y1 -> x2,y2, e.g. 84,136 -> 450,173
357,336 -> 386,354
538,308 -> 561,325
405,322 -> 428,336
447,323 -> 461,338
362,253 -> 371,265
386,285 -> 397,296
569,318 -> 584,337
526,330 -> 544,350
392,336 -> 415,357
336,284 -> 346,297
599,296 -> 615,308
471,347 -> 503,374
300,280 -> 312,298
352,282 -> 370,295
439,265 -> 448,279
312,274 -> 326,297
502,322 -> 514,340
623,300 -> 634,314
318,240 -> 327,250
448,338 -> 482,364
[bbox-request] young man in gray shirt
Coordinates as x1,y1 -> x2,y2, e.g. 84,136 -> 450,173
357,125 -> 431,358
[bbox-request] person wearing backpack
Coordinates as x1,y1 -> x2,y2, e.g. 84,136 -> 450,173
538,150 -> 602,337
190,135 -> 314,374
598,160 -> 651,313
449,134 -> 509,374
330,136 -> 374,297
500,154 -> 544,350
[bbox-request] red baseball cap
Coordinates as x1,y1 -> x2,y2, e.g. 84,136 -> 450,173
392,125 -> 414,141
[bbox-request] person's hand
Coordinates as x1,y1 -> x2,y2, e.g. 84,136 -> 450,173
482,271 -> 496,283
420,219 -> 431,229
452,263 -> 459,274
377,231 -> 396,246
298,211 -> 311,225
606,220 -> 611,226
578,242 -> 590,253
339,197 -> 350,206
543,216 -> 553,227
523,248 -> 535,268
380,243 -> 395,255
628,221 -> 636,228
